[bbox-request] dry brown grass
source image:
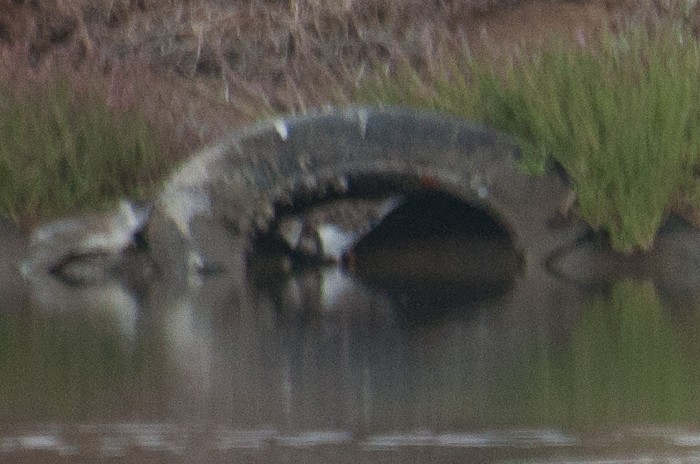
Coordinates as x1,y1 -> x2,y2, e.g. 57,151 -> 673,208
0,0 -> 696,184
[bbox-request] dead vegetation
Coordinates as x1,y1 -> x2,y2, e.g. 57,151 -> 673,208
0,0 -> 698,169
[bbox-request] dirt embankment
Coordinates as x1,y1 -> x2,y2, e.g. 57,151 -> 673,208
0,0 -> 694,156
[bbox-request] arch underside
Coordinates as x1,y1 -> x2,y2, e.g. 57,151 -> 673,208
254,169 -> 519,247
247,168 -> 525,286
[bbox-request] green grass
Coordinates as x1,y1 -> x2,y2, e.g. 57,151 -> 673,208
0,77 -> 164,226
357,25 -> 700,253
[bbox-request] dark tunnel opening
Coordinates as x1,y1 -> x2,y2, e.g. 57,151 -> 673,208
350,190 -> 512,245
344,190 -> 523,325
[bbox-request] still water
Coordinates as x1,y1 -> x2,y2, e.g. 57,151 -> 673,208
4,212 -> 700,463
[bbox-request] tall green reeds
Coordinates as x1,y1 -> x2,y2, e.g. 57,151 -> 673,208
358,26 -> 700,253
0,78 -> 162,226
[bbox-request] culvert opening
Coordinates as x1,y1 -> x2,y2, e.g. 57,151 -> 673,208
345,191 -> 524,320
247,174 -> 523,321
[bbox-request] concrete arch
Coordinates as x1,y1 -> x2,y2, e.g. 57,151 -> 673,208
145,106 -> 587,285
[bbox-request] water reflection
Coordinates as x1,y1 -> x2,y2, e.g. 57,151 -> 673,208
6,236 -> 700,461
530,280 -> 700,426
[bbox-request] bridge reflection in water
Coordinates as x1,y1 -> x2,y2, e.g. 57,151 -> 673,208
7,196 -> 700,462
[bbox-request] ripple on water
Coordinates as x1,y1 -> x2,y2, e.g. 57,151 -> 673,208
360,429 -> 578,451
4,424 -> 700,462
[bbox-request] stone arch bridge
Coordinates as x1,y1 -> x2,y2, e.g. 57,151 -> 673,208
140,106 -> 585,287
